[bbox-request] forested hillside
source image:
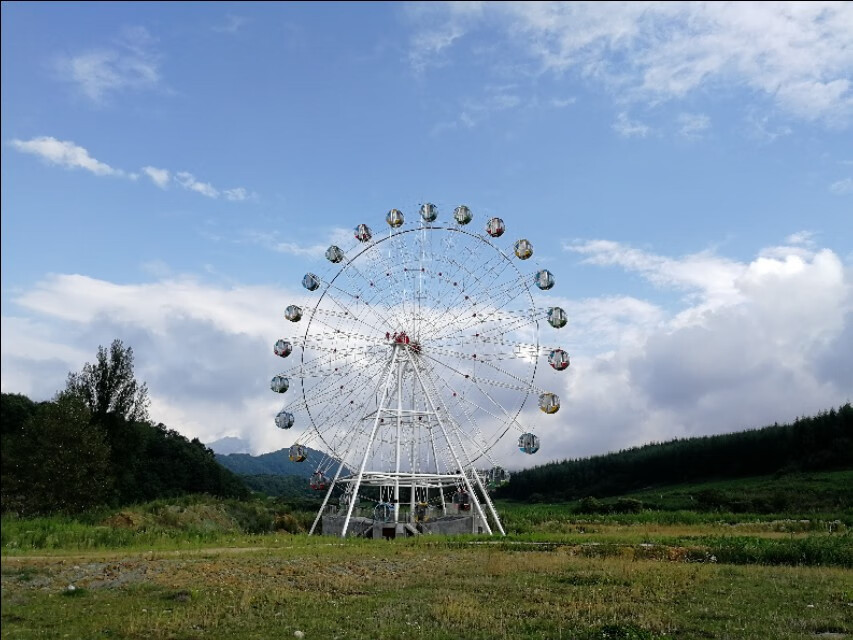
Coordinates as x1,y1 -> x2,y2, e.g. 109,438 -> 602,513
497,405 -> 853,502
216,448 -> 322,478
1,341 -> 247,516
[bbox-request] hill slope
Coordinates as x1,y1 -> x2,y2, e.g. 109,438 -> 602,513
497,405 -> 852,502
215,447 -> 326,478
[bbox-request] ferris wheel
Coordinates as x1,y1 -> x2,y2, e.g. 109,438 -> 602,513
270,203 -> 569,537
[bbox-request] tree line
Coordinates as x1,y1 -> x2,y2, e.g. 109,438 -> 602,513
496,405 -> 853,502
1,340 -> 248,516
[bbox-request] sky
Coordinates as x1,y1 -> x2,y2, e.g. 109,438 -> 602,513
2,1 -> 851,467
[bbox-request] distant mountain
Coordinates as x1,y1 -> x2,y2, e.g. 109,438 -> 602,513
207,436 -> 251,455
216,446 -> 328,479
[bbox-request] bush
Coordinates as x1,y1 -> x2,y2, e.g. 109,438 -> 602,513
614,498 -> 644,513
577,496 -> 605,514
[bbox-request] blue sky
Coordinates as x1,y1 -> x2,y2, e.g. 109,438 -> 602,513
2,2 -> 851,465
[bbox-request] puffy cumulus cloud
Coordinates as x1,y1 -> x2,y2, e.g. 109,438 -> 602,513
2,274 -> 306,454
2,240 -> 850,466
410,2 -> 853,125
537,242 -> 852,464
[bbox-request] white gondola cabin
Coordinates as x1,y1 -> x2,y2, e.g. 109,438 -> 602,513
289,444 -> 307,462
535,269 -> 555,290
354,223 -> 372,242
453,205 -> 472,225
302,273 -> 320,291
518,432 -> 540,454
270,375 -> 290,393
486,217 -> 505,238
547,306 -> 568,329
420,202 -> 438,222
514,238 -> 533,260
485,466 -> 511,489
285,305 -> 302,322
275,410 -> 295,430
539,392 -> 560,414
310,471 -> 328,491
386,208 -> 404,228
548,348 -> 570,371
274,339 -> 293,358
325,245 -> 344,263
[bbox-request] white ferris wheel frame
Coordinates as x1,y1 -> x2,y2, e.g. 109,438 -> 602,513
273,211 -> 566,538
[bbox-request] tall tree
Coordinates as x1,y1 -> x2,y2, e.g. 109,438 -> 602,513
1,393 -> 111,515
65,339 -> 150,422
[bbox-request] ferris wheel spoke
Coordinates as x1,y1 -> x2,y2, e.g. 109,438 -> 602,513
420,364 -> 502,465
420,349 -> 543,395
423,352 -> 531,439
425,264 -> 535,341
312,287 -> 395,339
416,250 -> 512,342
428,282 -> 535,344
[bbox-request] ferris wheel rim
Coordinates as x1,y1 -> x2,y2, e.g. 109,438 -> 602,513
298,223 -> 541,464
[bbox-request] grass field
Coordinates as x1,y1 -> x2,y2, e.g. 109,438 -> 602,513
2,473 -> 852,639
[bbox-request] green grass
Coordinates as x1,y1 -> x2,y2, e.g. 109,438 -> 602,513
3,538 -> 851,639
2,484 -> 852,639
510,470 -> 853,517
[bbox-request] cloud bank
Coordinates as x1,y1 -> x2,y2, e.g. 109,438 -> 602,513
2,236 -> 849,466
410,2 -> 853,126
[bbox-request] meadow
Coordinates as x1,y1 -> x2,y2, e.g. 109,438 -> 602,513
2,481 -> 851,640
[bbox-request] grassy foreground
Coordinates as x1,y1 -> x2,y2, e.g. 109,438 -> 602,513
3,495 -> 852,640
2,537 -> 851,640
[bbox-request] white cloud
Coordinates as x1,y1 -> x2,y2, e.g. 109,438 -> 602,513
786,230 -> 816,246
10,136 -> 127,177
545,242 -> 852,459
2,274 -> 300,454
406,1 -> 483,73
243,227 -> 353,259
175,172 -> 219,198
2,240 -> 850,464
677,113 -> 711,140
223,187 -> 250,202
412,2 -> 853,125
612,112 -> 651,138
11,137 -> 252,201
56,26 -> 161,103
567,239 -> 745,310
142,166 -> 170,188
829,177 -> 853,195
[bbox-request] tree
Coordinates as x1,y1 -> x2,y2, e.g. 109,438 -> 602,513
65,339 -> 150,422
1,393 -> 111,515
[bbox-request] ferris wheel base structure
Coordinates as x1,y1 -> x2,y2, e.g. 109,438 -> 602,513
321,511 -> 488,538
315,467 -> 497,537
